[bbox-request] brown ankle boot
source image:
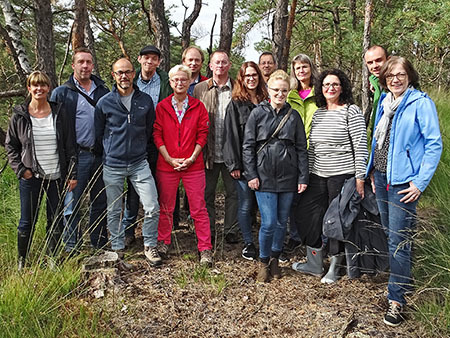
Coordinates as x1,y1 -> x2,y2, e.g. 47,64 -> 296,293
269,257 -> 282,279
257,261 -> 270,282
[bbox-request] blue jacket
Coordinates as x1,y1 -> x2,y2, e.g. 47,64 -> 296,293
366,88 -> 442,192
50,74 -> 109,131
94,85 -> 155,168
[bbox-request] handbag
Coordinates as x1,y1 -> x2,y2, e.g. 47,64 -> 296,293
257,108 -> 293,154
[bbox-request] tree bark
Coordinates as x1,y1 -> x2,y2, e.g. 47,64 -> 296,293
149,0 -> 170,72
272,0 -> 288,70
218,0 -> 235,54
0,0 -> 33,77
0,88 -> 26,98
348,0 -> 357,29
361,0 -> 373,124
33,0 -> 57,88
72,0 -> 87,50
181,0 -> 202,51
282,0 -> 297,71
84,14 -> 99,75
0,22 -> 27,85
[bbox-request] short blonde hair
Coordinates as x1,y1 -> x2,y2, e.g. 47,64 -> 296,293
267,69 -> 290,90
27,71 -> 51,88
169,64 -> 192,80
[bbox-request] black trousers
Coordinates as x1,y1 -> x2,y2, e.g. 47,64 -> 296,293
293,173 -> 352,252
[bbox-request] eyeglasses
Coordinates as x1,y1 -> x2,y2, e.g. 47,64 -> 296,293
114,70 -> 134,77
170,78 -> 189,84
260,61 -> 274,66
244,74 -> 258,79
386,72 -> 407,82
322,83 -> 341,89
269,87 -> 288,95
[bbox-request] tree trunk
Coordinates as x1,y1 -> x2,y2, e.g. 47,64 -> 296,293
348,0 -> 357,29
272,0 -> 288,70
0,22 -> 27,85
0,0 -> 33,78
84,14 -> 99,75
218,0 -> 235,55
361,0 -> 373,124
181,0 -> 202,51
282,0 -> 297,71
149,0 -> 170,72
33,0 -> 57,88
72,0 -> 87,50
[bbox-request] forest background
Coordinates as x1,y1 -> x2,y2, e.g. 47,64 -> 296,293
0,0 -> 449,336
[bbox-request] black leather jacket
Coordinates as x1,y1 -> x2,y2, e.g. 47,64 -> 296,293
242,102 -> 309,192
222,99 -> 256,177
5,100 -> 77,180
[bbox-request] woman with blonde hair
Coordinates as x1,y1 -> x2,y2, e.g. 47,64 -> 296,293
6,71 -> 77,269
242,70 -> 308,282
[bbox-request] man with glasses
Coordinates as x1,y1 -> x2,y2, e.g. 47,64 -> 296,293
50,47 -> 109,254
193,50 -> 239,245
94,57 -> 161,266
121,45 -> 172,248
258,52 -> 278,83
364,45 -> 388,140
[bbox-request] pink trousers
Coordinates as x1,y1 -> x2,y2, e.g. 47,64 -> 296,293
157,169 -> 212,251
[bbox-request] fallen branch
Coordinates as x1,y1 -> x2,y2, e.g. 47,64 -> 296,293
0,89 -> 26,98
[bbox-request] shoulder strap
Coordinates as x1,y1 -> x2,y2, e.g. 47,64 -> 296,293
64,82 -> 97,107
257,108 -> 293,154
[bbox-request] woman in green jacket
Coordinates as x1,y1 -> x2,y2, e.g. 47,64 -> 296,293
282,54 -> 319,257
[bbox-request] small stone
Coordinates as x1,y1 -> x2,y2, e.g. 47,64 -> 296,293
93,289 -> 104,298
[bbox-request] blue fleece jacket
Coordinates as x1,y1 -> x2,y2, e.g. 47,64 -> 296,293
94,85 -> 156,168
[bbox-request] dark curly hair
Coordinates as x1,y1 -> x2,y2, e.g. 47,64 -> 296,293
314,69 -> 354,108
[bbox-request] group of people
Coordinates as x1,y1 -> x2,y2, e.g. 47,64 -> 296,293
5,44 -> 442,327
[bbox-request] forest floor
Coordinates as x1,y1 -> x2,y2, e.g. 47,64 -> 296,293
82,194 -> 426,338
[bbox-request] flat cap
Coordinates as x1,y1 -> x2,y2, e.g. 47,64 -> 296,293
139,45 -> 161,56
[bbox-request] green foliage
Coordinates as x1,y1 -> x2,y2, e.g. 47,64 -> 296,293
413,90 -> 450,335
174,264 -> 228,295
0,167 -> 112,337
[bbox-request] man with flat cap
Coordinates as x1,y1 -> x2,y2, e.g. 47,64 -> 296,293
122,45 -> 172,247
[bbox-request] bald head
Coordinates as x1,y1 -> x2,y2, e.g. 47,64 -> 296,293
111,58 -> 136,95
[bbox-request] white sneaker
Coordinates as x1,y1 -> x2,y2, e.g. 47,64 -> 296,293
144,246 -> 162,266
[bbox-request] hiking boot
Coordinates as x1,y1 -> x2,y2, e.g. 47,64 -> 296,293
144,246 -> 162,266
284,238 -> 302,254
384,301 -> 404,327
257,261 -> 270,282
242,243 -> 257,261
269,257 -> 282,279
157,241 -> 170,258
292,246 -> 324,277
200,250 -> 213,267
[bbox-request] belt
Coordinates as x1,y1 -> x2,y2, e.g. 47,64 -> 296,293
79,145 -> 94,153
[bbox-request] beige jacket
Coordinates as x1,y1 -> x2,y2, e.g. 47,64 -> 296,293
193,78 -> 234,169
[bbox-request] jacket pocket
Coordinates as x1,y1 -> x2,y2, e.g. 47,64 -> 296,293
406,149 -> 416,173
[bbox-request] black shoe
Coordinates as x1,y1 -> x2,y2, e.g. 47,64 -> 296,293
284,238 -> 302,254
225,232 -> 240,244
278,251 -> 289,263
242,243 -> 257,261
384,301 -> 404,327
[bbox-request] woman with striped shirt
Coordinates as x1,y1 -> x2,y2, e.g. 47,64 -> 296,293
291,69 -> 368,283
6,71 -> 77,270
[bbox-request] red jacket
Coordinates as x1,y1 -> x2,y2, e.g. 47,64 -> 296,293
154,94 -> 209,172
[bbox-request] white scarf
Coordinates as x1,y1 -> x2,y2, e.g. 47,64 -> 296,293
374,87 -> 410,149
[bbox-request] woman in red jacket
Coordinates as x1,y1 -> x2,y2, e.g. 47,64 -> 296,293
153,64 -> 212,266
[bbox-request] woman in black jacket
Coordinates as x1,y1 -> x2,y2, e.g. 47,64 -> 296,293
242,70 -> 308,282
5,71 -> 77,270
223,61 -> 268,261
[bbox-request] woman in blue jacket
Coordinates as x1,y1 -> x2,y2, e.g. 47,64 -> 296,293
367,56 -> 442,327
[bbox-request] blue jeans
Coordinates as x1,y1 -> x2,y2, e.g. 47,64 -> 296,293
374,170 -> 418,305
103,160 -> 159,250
63,150 -> 108,251
18,176 -> 63,255
255,191 -> 294,259
235,179 -> 255,244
